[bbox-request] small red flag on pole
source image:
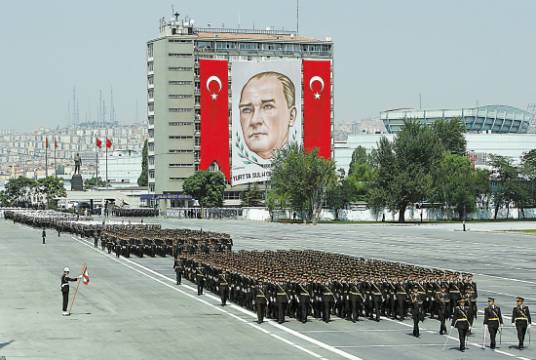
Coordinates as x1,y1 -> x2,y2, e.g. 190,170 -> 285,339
96,138 -> 102,149
105,138 -> 112,149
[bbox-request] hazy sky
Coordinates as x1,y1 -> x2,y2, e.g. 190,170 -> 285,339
1,0 -> 535,131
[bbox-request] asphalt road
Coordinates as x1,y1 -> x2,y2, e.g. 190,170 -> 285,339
1,217 -> 535,360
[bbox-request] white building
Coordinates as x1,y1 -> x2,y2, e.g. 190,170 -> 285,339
97,149 -> 143,186
335,133 -> 536,173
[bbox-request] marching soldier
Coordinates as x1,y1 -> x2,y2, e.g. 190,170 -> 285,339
219,272 -> 229,306
298,283 -> 310,323
42,227 -> 46,244
173,256 -> 182,285
255,283 -> 268,323
436,284 -> 450,334
322,283 -> 334,323
512,297 -> 531,350
483,297 -> 503,349
411,288 -> 424,337
451,298 -> 470,352
61,267 -> 80,316
196,267 -> 205,295
276,283 -> 289,324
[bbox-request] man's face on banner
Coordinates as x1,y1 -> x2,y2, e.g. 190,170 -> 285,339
239,75 -> 296,160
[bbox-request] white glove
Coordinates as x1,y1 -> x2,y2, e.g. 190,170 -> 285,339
78,275 -> 83,279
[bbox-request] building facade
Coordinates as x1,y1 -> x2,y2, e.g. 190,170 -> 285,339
147,15 -> 333,209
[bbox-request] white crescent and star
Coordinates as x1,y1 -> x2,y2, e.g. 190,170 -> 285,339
309,76 -> 325,100
206,75 -> 223,101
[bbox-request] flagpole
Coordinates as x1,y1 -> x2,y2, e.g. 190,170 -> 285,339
68,263 -> 87,314
45,137 -> 48,177
105,141 -> 108,188
54,138 -> 57,177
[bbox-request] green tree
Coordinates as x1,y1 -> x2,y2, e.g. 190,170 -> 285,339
84,176 -> 106,190
325,178 -> 356,220
368,121 -> 443,222
241,183 -> 263,207
271,144 -> 337,224
35,176 -> 66,208
183,170 -> 226,208
488,155 -> 523,220
4,176 -> 36,206
434,154 -> 480,220
265,190 -> 287,222
0,191 -> 9,207
431,118 -> 467,155
138,139 -> 148,187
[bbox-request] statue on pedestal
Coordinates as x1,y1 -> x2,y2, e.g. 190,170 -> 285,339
73,153 -> 82,175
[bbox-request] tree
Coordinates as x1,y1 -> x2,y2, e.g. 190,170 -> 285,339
368,121 -> 443,222
241,183 -> 263,207
431,118 -> 467,155
265,190 -> 287,222
4,176 -> 36,207
138,139 -> 148,187
434,154 -> 481,220
0,191 -> 9,207
34,176 -> 66,208
183,170 -> 226,208
488,155 -> 523,220
271,144 -> 337,224
325,178 -> 355,220
84,176 -> 106,190
348,146 -> 370,177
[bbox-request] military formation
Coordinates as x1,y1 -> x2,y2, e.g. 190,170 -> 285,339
111,208 -> 159,217
5,209 -> 532,352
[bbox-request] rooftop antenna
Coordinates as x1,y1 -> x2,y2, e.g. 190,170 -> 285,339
296,0 -> 299,33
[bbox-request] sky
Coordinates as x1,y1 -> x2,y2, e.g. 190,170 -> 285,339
0,0 -> 535,131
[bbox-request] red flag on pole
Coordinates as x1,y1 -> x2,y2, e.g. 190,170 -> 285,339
106,138 -> 112,149
82,267 -> 90,285
54,137 -> 58,149
96,138 -> 102,149
45,137 -> 49,149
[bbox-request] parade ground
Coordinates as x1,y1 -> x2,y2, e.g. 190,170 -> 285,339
1,218 -> 535,360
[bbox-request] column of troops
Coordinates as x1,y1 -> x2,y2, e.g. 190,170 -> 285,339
176,250 -> 477,332
111,208 -> 159,217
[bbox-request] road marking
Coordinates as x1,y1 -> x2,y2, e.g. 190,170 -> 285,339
71,236 -> 364,360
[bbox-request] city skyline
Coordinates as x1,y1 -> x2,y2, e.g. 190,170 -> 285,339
1,0 -> 535,131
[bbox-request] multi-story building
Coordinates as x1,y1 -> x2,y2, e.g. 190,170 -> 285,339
147,14 -> 333,209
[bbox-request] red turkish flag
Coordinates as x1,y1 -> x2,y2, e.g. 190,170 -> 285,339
303,60 -> 332,159
96,138 -> 102,149
199,59 -> 230,181
106,138 -> 112,149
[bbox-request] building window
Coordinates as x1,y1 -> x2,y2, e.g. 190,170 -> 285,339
148,116 -> 154,125
148,103 -> 154,112
148,143 -> 155,151
168,66 -> 193,71
147,62 -> 154,72
168,81 -> 192,85
194,137 -> 200,146
169,163 -> 193,168
149,170 -> 155,179
148,129 -> 154,138
169,149 -> 193,153
169,136 -> 194,140
194,122 -> 200,131
148,89 -> 154,99
148,75 -> 154,85
168,108 -> 193,113
149,156 -> 155,165
169,94 -> 192,99
169,122 -> 192,126
149,184 -> 155,192
224,191 -> 241,200
168,53 -> 192,58
147,43 -> 153,57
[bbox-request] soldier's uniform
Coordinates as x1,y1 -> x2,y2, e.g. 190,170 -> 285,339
196,268 -> 205,295
512,297 -> 532,350
411,289 -> 424,337
42,228 -> 46,244
451,299 -> 470,352
60,267 -> 79,316
483,297 -> 503,349
173,257 -> 182,285
255,284 -> 268,323
219,273 -> 229,306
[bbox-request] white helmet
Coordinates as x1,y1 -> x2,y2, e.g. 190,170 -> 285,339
64,267 -> 70,272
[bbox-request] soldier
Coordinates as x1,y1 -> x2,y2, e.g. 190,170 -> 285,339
61,267 -> 80,316
173,256 -> 182,285
255,283 -> 268,323
483,297 -> 503,349
276,283 -> 289,324
451,298 -> 470,352
219,272 -> 229,306
436,284 -> 450,335
411,288 -> 424,337
196,266 -> 205,295
298,283 -> 310,323
42,227 -> 46,244
322,283 -> 334,323
371,282 -> 383,322
512,296 -> 531,350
